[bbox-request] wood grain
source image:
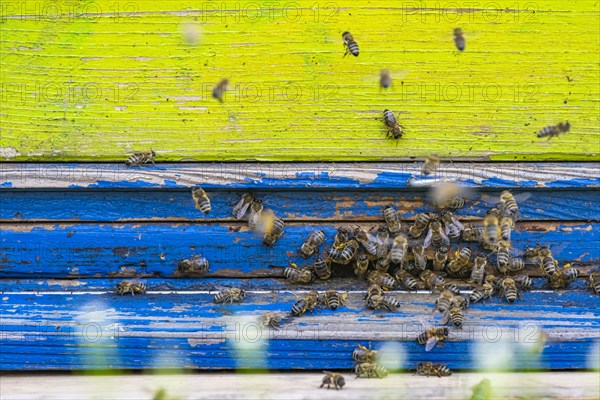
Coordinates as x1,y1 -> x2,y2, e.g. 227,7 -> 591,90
1,2 -> 598,161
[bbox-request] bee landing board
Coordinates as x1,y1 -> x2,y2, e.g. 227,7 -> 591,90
0,163 -> 599,371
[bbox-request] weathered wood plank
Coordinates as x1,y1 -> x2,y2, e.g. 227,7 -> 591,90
1,189 -> 598,222
2,163 -> 599,189
1,222 -> 597,278
1,2 -> 598,161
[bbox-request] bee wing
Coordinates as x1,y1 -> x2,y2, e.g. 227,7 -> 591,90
512,192 -> 533,203
451,216 -> 464,230
440,312 -> 450,326
425,337 -> 439,352
440,230 -> 451,247
233,199 -> 252,219
424,228 -> 433,248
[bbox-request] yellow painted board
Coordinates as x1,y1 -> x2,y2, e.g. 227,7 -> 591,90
0,1 -> 598,161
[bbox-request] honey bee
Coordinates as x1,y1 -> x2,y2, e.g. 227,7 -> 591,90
291,291 -> 319,316
126,150 -> 155,167
469,283 -> 494,304
322,289 -> 348,310
232,193 -> 256,219
366,284 -> 383,300
469,255 -> 487,285
375,225 -> 390,254
320,371 -> 345,390
462,226 -> 484,243
383,205 -> 402,233
453,28 -> 465,51
353,342 -> 380,363
368,270 -> 396,290
177,255 -> 210,275
379,69 -> 392,89
444,283 -> 462,297
247,199 -> 264,229
483,209 -> 501,246
589,271 -> 600,295
299,230 -> 326,258
420,270 -> 446,291
562,264 -> 580,281
431,182 -> 466,210
499,216 -> 514,242
433,247 -> 449,271
412,245 -> 428,271
500,277 -> 521,303
333,226 -> 351,248
263,218 -> 285,246
354,253 -> 370,276
284,262 -> 314,284
191,187 -> 212,215
390,234 -> 409,264
442,306 -> 464,328
507,257 -> 525,272
539,247 -> 557,276
485,274 -> 502,291
314,255 -> 332,280
367,293 -> 400,311
355,363 -> 388,379
354,226 -> 380,256
440,211 -> 464,240
514,274 -> 533,290
434,289 -> 456,313
383,109 -> 403,140
499,191 -> 520,219
416,362 -> 453,377
212,78 -> 229,102
537,121 -> 570,139
214,288 -> 246,304
342,31 -> 359,57
115,279 -> 147,296
259,312 -> 283,330
447,247 -> 471,278
328,239 -> 360,265
417,326 -> 449,351
250,207 -> 275,234
425,220 -> 450,248
495,240 -> 511,273
410,213 -> 431,238
422,155 -> 440,176
395,269 -> 426,291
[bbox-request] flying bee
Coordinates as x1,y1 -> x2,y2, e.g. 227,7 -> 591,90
412,245 -> 428,271
417,326 -> 450,351
434,289 -> 456,313
232,193 -> 256,219
322,289 -> 348,310
499,216 -> 514,242
446,247 -> 471,277
342,31 -> 359,57
355,363 -> 388,379
333,226 -> 351,248
368,270 -> 396,290
483,208 -> 501,246
283,262 -> 314,284
354,226 -> 380,256
213,288 -> 246,304
420,270 -> 446,291
354,253 -> 370,276
291,291 -> 319,316
422,155 -> 440,176
395,270 -> 425,291
259,312 -> 283,330
379,69 -> 392,89
470,255 -> 487,285
453,28 -> 465,51
409,213 -> 430,239
500,277 -> 521,303
495,240 -> 511,274
537,121 -> 570,139
589,271 -> 600,295
314,255 -> 332,280
299,230 -> 326,258
115,279 -> 147,296
440,211 -> 464,240
390,234 -> 409,264
383,205 -> 402,233
353,343 -> 380,363
367,293 -> 400,311
191,187 -> 211,214
433,247 -> 449,271
320,371 -> 345,390
212,78 -> 229,102
442,306 -> 464,328
507,257 -> 525,272
250,207 -> 275,235
328,239 -> 359,265
263,218 -> 285,246
126,150 -> 155,167
431,182 -> 466,210
416,362 -> 453,377
425,220 -> 450,249
469,283 -> 494,304
514,274 -> 533,290
177,255 -> 210,275
462,226 -> 484,243
383,109 -> 403,140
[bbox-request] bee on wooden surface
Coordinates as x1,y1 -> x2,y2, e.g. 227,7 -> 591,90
538,247 -> 557,276
353,343 -> 379,363
462,226 -> 484,243
433,246 -> 449,271
354,226 -> 380,256
379,69 -> 392,89
500,277 -> 521,303
440,211 -> 464,240
191,187 -> 211,214
177,255 -> 210,275
507,257 -> 525,272
355,363 -> 388,379
494,240 -> 512,274
537,121 -> 570,139
589,271 -> 600,295
416,362 -> 453,377
115,279 -> 147,296
395,269 -> 425,291
442,306 -> 464,328
263,218 -> 285,246
328,239 -> 360,265
247,199 -> 264,229
383,109 -> 403,140
498,191 -> 521,219
342,31 -> 359,57
446,247 -> 471,278
561,264 -> 580,281
425,220 -> 450,249
420,270 -> 446,291
367,293 -> 400,311
366,284 -> 384,300
284,262 -> 314,284
390,234 -> 409,264
499,216 -> 514,242
214,288 -> 246,304
483,208 -> 501,246
383,205 -> 402,233
514,274 -> 533,290
417,326 -> 450,351
322,289 -> 348,310
368,270 -> 396,290
232,193 -> 256,219
259,312 -> 283,330
422,155 -> 440,176
299,230 -> 326,258
126,150 -> 155,167
485,274 -> 502,291
320,371 -> 345,390
453,28 -> 465,51
291,291 -> 319,316
375,225 -> 390,256
333,226 -> 351,248
434,289 -> 456,313
410,213 -> 431,238
412,245 -> 428,272
314,255 -> 332,280
354,253 -> 370,276
469,283 -> 494,304
469,255 -> 487,285
212,78 -> 229,102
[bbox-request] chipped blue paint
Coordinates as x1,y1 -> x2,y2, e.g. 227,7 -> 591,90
0,182 -> 12,187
